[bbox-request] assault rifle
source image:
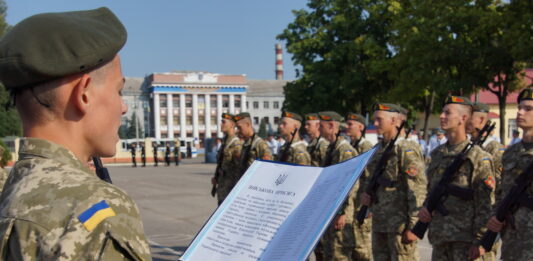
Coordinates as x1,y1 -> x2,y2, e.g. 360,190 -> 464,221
353,126 -> 367,149
211,138 -> 226,197
239,133 -> 256,175
92,157 -> 112,184
356,121 -> 406,225
475,121 -> 496,146
323,130 -> 341,167
309,135 -> 322,155
480,161 -> 533,251
279,128 -> 299,162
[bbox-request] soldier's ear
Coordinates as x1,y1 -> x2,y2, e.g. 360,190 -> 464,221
70,73 -> 92,116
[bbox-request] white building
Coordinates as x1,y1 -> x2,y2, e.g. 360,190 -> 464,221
121,77 -> 150,138
246,80 -> 287,132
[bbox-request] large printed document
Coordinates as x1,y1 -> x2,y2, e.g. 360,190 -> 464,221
180,147 -> 376,261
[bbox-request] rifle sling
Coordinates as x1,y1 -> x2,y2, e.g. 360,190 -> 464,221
445,184 -> 474,201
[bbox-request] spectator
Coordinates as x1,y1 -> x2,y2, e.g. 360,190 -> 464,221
418,131 -> 428,157
266,135 -> 279,156
510,130 -> 521,145
276,136 -> 285,155
427,128 -> 447,157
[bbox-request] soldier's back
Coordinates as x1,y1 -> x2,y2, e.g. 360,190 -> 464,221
282,139 -> 311,165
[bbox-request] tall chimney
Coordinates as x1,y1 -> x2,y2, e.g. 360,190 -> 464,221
275,43 -> 283,80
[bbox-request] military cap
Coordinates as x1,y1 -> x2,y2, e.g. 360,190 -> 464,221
444,95 -> 472,106
234,112 -> 251,121
221,113 -> 235,121
305,113 -> 320,121
281,111 -> 303,122
397,105 -> 408,116
371,102 -> 402,113
517,88 -> 533,103
318,111 -> 343,122
0,7 -> 127,89
345,112 -> 366,125
472,102 -> 490,113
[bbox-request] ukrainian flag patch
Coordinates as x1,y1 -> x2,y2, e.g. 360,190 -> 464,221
405,149 -> 414,155
78,200 -> 116,232
482,157 -> 491,164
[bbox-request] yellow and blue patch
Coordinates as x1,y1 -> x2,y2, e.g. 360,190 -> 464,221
482,157 -> 491,164
78,200 -> 116,232
405,149 -> 414,155
499,148 -> 505,154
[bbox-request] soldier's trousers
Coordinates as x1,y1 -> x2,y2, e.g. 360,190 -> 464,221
431,241 -> 483,261
372,231 -> 418,261
352,220 -> 372,261
323,221 -> 355,261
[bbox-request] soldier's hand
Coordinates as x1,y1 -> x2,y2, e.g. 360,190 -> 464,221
486,216 -> 504,232
401,229 -> 418,244
211,177 -> 217,185
418,207 -> 432,223
468,245 -> 485,260
361,193 -> 372,206
334,215 -> 346,230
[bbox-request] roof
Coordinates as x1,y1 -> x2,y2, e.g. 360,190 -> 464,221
149,72 -> 247,85
470,68 -> 533,105
123,77 -> 144,94
246,80 -> 288,97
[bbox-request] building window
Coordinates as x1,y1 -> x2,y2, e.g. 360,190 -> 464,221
508,119 -> 517,138
210,96 -> 217,107
185,95 -> 192,107
172,95 -> 179,108
186,115 -> 193,125
235,95 -> 241,108
173,115 -> 179,124
198,95 -> 205,110
253,117 -> 259,125
222,95 -> 229,108
264,101 -> 269,109
263,116 -> 270,124
253,101 -> 259,109
160,115 -> 167,125
199,115 -> 205,125
211,116 -> 216,125
274,117 -> 280,124
160,95 -> 167,108
246,101 -> 249,109
273,101 -> 279,109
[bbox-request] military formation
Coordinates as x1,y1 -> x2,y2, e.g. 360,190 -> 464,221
0,5 -> 532,261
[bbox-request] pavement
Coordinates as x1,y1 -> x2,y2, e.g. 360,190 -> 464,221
111,158 -> 435,261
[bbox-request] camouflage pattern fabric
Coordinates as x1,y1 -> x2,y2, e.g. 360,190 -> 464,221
0,168 -> 7,194
497,142 -> 533,261
426,140 -> 494,249
0,138 -> 152,260
482,139 -> 504,199
216,134 -> 243,203
277,138 -> 311,165
373,231 -> 418,261
431,241 -> 482,261
365,138 -> 426,260
240,134 -> 272,175
308,137 -> 329,167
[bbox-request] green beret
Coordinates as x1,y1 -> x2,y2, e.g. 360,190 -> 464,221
221,113 -> 235,121
518,88 -> 533,103
281,111 -> 303,122
444,95 -> 473,107
345,112 -> 366,125
318,111 -> 343,122
371,102 -> 402,113
397,105 -> 408,116
305,113 -> 319,121
472,102 -> 490,113
0,7 -> 127,89
234,112 -> 251,121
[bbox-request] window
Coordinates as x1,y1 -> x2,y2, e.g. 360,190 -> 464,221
159,95 -> 167,108
222,95 -> 229,108
210,96 -> 217,107
508,119 -> 517,138
253,117 -> 259,125
198,95 -> 205,110
264,101 -> 269,109
274,117 -> 280,124
186,115 -> 193,125
263,116 -> 270,124
199,115 -> 205,125
246,101 -> 249,109
273,101 -> 279,109
172,95 -> 179,108
185,95 -> 192,107
173,115 -> 179,124
211,116 -> 216,125
160,116 -> 167,125
253,101 -> 259,109
235,95 -> 241,108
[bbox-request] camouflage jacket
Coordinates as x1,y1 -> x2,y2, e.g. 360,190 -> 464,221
0,168 -> 7,194
352,137 -> 373,155
308,137 -> 329,167
482,139 -> 505,199
426,140 -> 494,246
351,137 -> 374,219
497,142 -> 533,260
277,138 -> 311,165
216,134 -> 243,201
240,134 -> 272,175
366,138 -> 427,233
0,138 -> 152,260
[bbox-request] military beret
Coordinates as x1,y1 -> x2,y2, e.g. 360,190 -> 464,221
517,88 -> 533,103
472,102 -> 490,113
234,112 -> 251,121
305,113 -> 320,121
444,95 -> 472,107
281,111 -> 303,122
318,111 -> 343,122
371,103 -> 402,113
397,105 -> 408,116
0,7 -> 127,89
221,113 -> 235,121
345,112 -> 366,125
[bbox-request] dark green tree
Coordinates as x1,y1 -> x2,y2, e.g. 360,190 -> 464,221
258,118 -> 268,139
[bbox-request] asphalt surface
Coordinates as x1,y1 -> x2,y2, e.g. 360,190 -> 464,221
112,158 -> 437,261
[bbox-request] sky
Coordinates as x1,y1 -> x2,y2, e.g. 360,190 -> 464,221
4,0 -> 308,80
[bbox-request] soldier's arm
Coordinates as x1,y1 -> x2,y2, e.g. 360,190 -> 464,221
472,153 -> 496,244
258,140 -> 272,161
401,144 -> 427,230
293,149 -> 311,166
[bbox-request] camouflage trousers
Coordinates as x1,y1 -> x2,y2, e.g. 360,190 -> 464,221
352,220 -> 372,261
216,177 -> 235,205
372,231 -> 418,261
323,221 -> 355,261
431,241 -> 485,261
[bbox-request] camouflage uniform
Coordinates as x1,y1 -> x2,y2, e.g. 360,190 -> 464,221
240,134 -> 272,175
308,137 -> 329,167
0,138 -> 152,260
216,134 -> 243,204
350,137 -> 374,261
322,136 -> 359,261
426,140 -> 495,261
366,138 -> 426,261
277,138 -> 311,165
0,146 -> 7,193
497,142 -> 533,261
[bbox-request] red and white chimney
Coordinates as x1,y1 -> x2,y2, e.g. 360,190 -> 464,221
275,43 -> 283,80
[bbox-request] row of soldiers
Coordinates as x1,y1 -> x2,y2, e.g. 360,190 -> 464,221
129,142 -> 181,167
213,90 -> 533,261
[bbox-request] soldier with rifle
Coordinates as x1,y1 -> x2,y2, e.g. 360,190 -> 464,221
235,112 -> 272,177
130,143 -> 137,167
211,113 -> 242,205
484,88 -> 533,260
317,111 -> 359,261
416,96 -> 495,261
277,111 -> 311,165
359,103 -> 426,261
305,113 -> 329,167
140,142 -> 146,167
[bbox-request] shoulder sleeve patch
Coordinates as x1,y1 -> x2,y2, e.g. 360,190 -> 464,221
406,165 -> 418,177
78,200 -> 116,232
484,176 -> 495,190
405,149 -> 414,155
498,148 -> 505,153
481,157 -> 491,164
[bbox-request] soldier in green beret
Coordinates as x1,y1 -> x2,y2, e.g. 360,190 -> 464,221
277,111 -> 311,165
318,111 -> 359,261
0,8 -> 151,260
361,102 -> 426,261
305,113 -> 329,167
212,113 -> 243,205
234,112 -> 272,176
0,146 -> 8,193
486,88 -> 533,260
418,96 -> 494,261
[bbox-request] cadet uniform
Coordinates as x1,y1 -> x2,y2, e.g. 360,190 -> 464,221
140,144 -> 146,167
0,146 -> 8,192
308,136 -> 329,167
235,113 -> 273,176
164,145 -> 171,166
130,144 -> 137,167
0,8 -> 151,259
215,113 -> 243,205
366,103 -> 427,261
152,143 -> 159,167
277,112 -> 311,166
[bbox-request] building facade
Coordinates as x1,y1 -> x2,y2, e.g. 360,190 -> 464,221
122,77 -> 150,139
246,80 -> 287,132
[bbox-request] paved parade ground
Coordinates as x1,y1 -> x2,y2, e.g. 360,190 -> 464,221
112,158 -> 434,261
